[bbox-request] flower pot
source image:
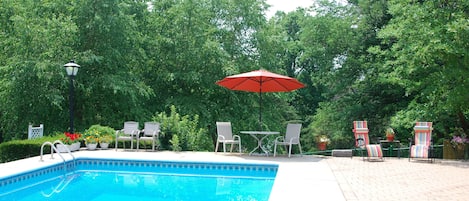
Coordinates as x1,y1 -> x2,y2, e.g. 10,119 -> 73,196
86,143 -> 98,150
100,143 -> 109,149
386,135 -> 395,142
318,142 -> 327,151
56,144 -> 71,153
71,142 -> 81,151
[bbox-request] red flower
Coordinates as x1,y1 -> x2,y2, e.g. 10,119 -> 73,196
62,132 -> 82,144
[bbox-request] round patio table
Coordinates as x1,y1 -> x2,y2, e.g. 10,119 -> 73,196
240,131 -> 279,156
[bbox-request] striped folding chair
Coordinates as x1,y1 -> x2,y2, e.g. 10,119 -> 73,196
353,121 -> 383,161
409,122 -> 433,162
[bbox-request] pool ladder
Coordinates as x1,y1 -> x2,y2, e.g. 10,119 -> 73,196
40,140 -> 76,171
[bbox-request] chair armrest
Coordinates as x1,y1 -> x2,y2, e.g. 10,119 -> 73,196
132,130 -> 141,137
152,130 -> 159,137
289,137 -> 299,144
274,136 -> 284,142
233,135 -> 241,141
217,135 -> 225,141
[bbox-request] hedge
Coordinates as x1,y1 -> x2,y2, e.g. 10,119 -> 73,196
0,135 -> 59,163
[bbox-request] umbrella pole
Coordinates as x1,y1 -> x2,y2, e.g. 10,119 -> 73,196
259,90 -> 262,131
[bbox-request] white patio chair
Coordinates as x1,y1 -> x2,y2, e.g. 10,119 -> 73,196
139,122 -> 160,151
115,121 -> 140,151
28,124 -> 44,139
215,122 -> 241,153
274,123 -> 303,157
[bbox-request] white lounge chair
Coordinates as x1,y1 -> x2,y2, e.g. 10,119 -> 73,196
274,123 -> 303,157
215,122 -> 242,153
139,122 -> 160,151
115,121 -> 140,151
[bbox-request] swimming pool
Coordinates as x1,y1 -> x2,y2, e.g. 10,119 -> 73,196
0,158 -> 278,201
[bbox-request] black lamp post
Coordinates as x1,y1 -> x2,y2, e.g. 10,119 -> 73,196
63,60 -> 80,134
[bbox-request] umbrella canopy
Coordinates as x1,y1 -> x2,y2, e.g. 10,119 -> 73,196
216,69 -> 305,129
215,69 -> 305,93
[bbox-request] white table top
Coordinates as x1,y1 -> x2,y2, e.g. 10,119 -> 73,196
240,131 -> 280,135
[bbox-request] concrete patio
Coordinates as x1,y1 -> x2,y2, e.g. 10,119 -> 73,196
1,150 -> 469,200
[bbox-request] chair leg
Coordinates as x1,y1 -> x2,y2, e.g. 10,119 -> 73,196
238,142 -> 242,154
215,142 -> 219,153
223,142 -> 226,153
298,143 -> 303,156
288,144 -> 292,158
273,143 -> 277,157
230,143 -> 234,152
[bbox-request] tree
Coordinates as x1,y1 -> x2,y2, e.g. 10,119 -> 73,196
375,0 -> 469,138
0,0 -> 79,139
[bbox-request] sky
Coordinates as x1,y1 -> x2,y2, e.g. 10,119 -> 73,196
265,0 -> 315,18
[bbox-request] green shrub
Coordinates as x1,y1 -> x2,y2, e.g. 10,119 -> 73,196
153,105 -> 212,151
0,135 -> 59,163
85,125 -> 115,144
170,134 -> 181,151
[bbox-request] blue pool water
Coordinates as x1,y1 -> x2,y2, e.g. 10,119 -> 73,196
0,158 -> 278,201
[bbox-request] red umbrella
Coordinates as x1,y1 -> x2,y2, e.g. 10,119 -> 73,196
216,69 -> 305,129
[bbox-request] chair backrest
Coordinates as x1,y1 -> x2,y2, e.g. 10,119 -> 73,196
285,123 -> 302,144
353,121 -> 369,147
353,121 -> 368,132
28,124 -> 44,139
123,121 -> 139,135
285,124 -> 301,144
144,122 -> 160,136
414,122 -> 432,146
216,122 -> 233,140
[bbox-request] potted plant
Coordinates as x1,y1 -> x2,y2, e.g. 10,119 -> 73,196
86,124 -> 115,150
83,131 -> 100,150
450,135 -> 469,159
385,128 -> 395,142
99,135 -> 114,149
317,135 -> 330,151
58,132 -> 82,152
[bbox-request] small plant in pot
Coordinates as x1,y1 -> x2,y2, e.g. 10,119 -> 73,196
99,135 -> 114,149
83,129 -> 100,150
385,128 -> 395,141
316,135 -> 330,151
85,124 -> 115,150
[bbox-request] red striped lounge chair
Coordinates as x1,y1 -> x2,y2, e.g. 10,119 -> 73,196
353,121 -> 383,161
409,122 -> 433,162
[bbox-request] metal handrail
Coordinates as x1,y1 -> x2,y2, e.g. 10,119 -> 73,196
52,140 -> 76,168
40,141 -> 76,171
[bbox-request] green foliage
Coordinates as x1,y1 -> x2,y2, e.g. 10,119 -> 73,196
170,134 -> 181,152
0,0 -> 466,155
85,125 -> 115,143
85,125 -> 115,136
0,135 -> 59,163
153,105 -> 212,151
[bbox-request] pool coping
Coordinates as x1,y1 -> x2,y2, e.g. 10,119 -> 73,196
0,150 -> 346,201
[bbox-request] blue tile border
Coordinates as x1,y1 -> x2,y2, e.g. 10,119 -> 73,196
0,158 -> 278,190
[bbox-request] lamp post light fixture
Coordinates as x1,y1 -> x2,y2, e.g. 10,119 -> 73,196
63,60 -> 80,134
